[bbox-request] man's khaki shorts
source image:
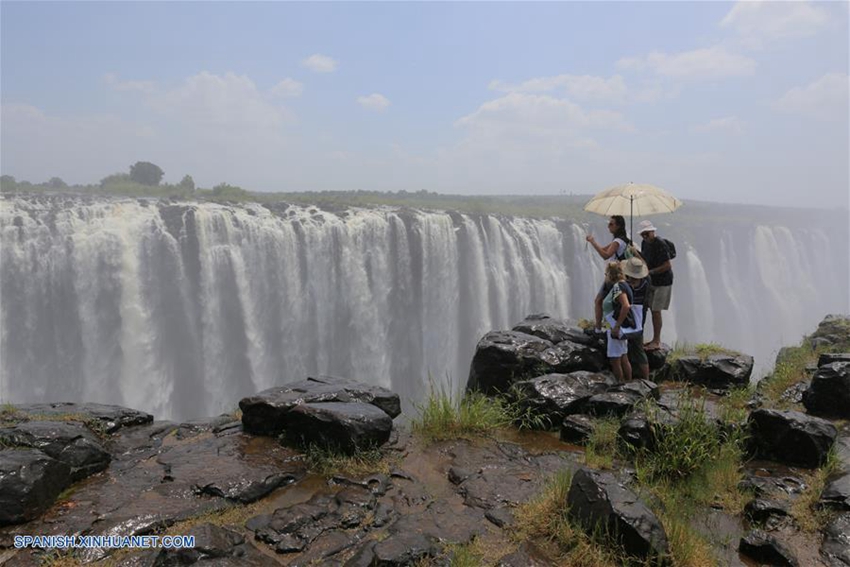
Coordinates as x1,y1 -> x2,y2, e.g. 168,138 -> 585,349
646,285 -> 672,311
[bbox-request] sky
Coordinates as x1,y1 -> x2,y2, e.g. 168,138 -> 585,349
1,1 -> 848,208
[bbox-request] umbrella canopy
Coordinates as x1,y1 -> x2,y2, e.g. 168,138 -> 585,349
584,182 -> 682,236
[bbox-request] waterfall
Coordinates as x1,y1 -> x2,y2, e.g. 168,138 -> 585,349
1,195 -> 847,420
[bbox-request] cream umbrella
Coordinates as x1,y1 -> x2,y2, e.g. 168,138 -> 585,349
584,182 -> 683,238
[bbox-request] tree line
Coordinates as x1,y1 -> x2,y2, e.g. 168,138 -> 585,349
0,161 -> 250,201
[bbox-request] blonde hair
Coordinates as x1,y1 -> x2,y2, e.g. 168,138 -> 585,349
605,261 -> 624,282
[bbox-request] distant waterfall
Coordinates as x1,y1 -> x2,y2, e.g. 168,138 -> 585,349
1,195 -> 847,420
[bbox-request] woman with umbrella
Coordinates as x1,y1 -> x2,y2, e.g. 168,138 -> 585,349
585,215 -> 632,262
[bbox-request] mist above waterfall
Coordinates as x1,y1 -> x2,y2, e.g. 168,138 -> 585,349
1,194 -> 847,421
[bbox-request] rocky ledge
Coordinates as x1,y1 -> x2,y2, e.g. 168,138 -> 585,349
0,314 -> 848,566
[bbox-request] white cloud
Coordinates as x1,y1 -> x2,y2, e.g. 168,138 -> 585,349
301,54 -> 338,73
489,74 -> 630,104
356,93 -> 391,111
456,93 -> 633,134
693,116 -> 744,134
103,73 -> 156,94
773,72 -> 850,118
270,78 -> 304,98
149,71 -> 288,132
617,45 -> 756,80
721,0 -> 831,44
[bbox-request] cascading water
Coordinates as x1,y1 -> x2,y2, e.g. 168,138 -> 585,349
1,195 -> 847,420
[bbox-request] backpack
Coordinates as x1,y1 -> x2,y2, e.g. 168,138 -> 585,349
662,238 -> 677,260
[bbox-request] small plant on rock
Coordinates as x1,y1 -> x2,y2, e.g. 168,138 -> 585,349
412,387 -> 511,442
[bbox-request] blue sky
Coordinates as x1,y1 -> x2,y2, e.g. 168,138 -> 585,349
2,1 -> 848,208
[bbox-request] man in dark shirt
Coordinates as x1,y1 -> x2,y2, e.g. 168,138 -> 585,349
638,220 -> 673,350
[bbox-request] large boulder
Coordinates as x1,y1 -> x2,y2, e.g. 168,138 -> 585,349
811,315 -> 850,349
566,468 -> 670,562
0,421 -> 110,481
0,449 -> 71,526
748,409 -> 837,468
666,353 -> 754,390
467,329 -> 605,395
280,402 -> 393,454
511,371 -> 616,429
239,376 -> 400,436
803,362 -> 850,419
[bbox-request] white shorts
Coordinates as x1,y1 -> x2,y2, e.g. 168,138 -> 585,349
604,313 -> 631,358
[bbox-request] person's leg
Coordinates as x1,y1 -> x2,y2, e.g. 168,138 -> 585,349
610,357 -> 623,382
594,293 -> 603,330
648,310 -> 663,348
622,353 -> 632,382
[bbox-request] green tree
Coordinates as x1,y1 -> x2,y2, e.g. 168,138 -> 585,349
47,177 -> 67,189
0,175 -> 16,193
179,175 -> 195,192
212,182 -> 249,200
100,173 -> 131,187
129,161 -> 164,186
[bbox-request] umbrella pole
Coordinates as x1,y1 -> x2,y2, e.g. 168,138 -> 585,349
629,195 -> 633,241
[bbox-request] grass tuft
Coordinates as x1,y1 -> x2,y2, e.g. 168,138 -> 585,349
411,388 -> 512,442
584,417 -> 621,470
790,446 -> 841,532
302,443 -> 397,477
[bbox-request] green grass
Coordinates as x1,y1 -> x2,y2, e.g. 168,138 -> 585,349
411,389 -> 512,442
584,417 -> 621,470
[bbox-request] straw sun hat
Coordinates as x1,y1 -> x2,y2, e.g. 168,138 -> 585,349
620,256 -> 649,279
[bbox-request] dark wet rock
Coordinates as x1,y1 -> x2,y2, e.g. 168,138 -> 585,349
567,468 -> 671,562
372,532 -> 438,566
821,513 -> 850,567
560,414 -> 595,444
617,408 -> 676,451
744,498 -> 791,530
9,402 -> 153,433
150,523 -> 269,566
582,381 -> 659,418
748,408 -> 837,468
344,541 -> 377,567
512,314 -> 578,344
739,469 -> 808,498
485,507 -> 514,528
646,343 -> 672,371
0,449 -> 70,525
281,402 -> 393,453
0,421 -> 110,481
820,473 -> 850,511
450,442 -> 577,510
739,529 -> 799,567
239,375 -> 400,436
811,315 -> 850,348
329,473 -> 391,496
157,435 -> 303,503
665,353 -> 754,390
448,466 -> 472,485
467,330 -> 605,395
496,542 -> 554,566
389,499 -> 486,545
512,371 -> 616,428
803,362 -> 850,419
819,353 -> 850,367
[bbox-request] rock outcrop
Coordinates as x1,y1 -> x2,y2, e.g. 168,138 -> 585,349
803,361 -> 850,419
748,408 -> 837,468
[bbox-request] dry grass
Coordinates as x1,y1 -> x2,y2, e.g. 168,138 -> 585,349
303,444 -> 399,477
790,447 -> 841,533
760,342 -> 822,408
